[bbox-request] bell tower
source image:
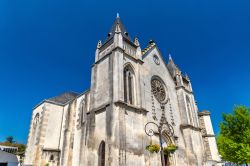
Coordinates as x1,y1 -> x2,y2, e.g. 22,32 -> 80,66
90,14 -> 143,110
88,14 -> 146,165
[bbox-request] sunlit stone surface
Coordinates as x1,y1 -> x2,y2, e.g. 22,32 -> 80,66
24,16 -> 221,166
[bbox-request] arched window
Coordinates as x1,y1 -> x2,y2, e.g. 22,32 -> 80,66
33,113 -> 40,127
186,96 -> 194,125
50,154 -> 54,161
123,65 -> 135,105
98,141 -> 105,166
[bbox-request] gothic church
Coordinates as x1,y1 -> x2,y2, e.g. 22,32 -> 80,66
24,16 -> 221,166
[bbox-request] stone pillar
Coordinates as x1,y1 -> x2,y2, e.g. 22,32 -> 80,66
199,110 -> 221,165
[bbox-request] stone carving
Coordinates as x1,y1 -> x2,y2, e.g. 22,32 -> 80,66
151,78 -> 166,102
151,90 -> 157,120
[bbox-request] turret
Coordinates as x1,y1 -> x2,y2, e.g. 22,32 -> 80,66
95,40 -> 102,62
134,37 -> 142,59
167,55 -> 192,92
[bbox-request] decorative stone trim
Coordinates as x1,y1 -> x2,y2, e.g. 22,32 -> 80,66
42,148 -> 60,152
202,134 -> 215,138
198,110 -> 211,116
175,85 -> 193,94
180,124 -> 202,131
114,100 -> 148,115
123,52 -> 144,64
90,103 -> 111,113
112,46 -> 143,64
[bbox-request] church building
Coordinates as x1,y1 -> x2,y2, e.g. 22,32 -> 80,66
24,15 -> 221,166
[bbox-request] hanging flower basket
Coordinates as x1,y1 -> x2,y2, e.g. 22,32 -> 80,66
163,144 -> 178,155
146,144 -> 160,153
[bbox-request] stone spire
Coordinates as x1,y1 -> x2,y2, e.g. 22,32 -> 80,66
106,14 -> 132,42
169,54 -> 173,61
167,54 -> 179,78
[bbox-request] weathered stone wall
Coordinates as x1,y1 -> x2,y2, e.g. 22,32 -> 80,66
142,47 -> 191,166
199,111 -> 221,165
43,104 -> 64,149
60,100 -> 77,166
24,103 -> 45,165
24,19 -> 221,166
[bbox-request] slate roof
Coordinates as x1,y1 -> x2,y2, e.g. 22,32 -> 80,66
106,15 -> 132,42
47,92 -> 79,105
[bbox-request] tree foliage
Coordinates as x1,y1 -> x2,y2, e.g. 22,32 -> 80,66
217,106 -> 250,165
6,136 -> 14,143
0,136 -> 26,155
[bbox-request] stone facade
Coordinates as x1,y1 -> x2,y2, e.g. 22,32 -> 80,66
24,16 -> 221,166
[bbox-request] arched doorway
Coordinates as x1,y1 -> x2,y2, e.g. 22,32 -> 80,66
162,131 -> 174,166
98,141 -> 105,166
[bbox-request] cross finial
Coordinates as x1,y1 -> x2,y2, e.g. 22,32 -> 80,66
116,13 -> 120,18
169,54 -> 172,61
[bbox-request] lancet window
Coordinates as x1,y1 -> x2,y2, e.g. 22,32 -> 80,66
186,96 -> 194,126
124,65 -> 135,105
98,141 -> 105,166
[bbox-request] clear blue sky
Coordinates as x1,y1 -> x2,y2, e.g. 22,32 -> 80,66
0,0 -> 249,143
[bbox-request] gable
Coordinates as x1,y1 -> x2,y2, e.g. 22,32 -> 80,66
142,46 -> 175,87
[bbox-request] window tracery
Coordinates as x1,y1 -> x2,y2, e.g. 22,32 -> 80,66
124,65 -> 135,105
151,78 -> 166,103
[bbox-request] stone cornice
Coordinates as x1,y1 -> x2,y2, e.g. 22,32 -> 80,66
42,148 -> 60,152
114,100 -> 148,115
88,102 -> 111,114
180,124 -> 202,131
123,51 -> 144,64
94,46 -> 143,66
202,134 -> 215,138
198,110 -> 211,116
87,100 -> 148,115
113,47 -> 144,64
175,85 -> 193,94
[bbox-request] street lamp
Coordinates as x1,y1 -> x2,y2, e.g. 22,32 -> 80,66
144,103 -> 176,166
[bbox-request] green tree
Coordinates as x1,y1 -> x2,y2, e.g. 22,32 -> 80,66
0,136 -> 26,155
6,136 -> 14,143
217,105 -> 250,165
